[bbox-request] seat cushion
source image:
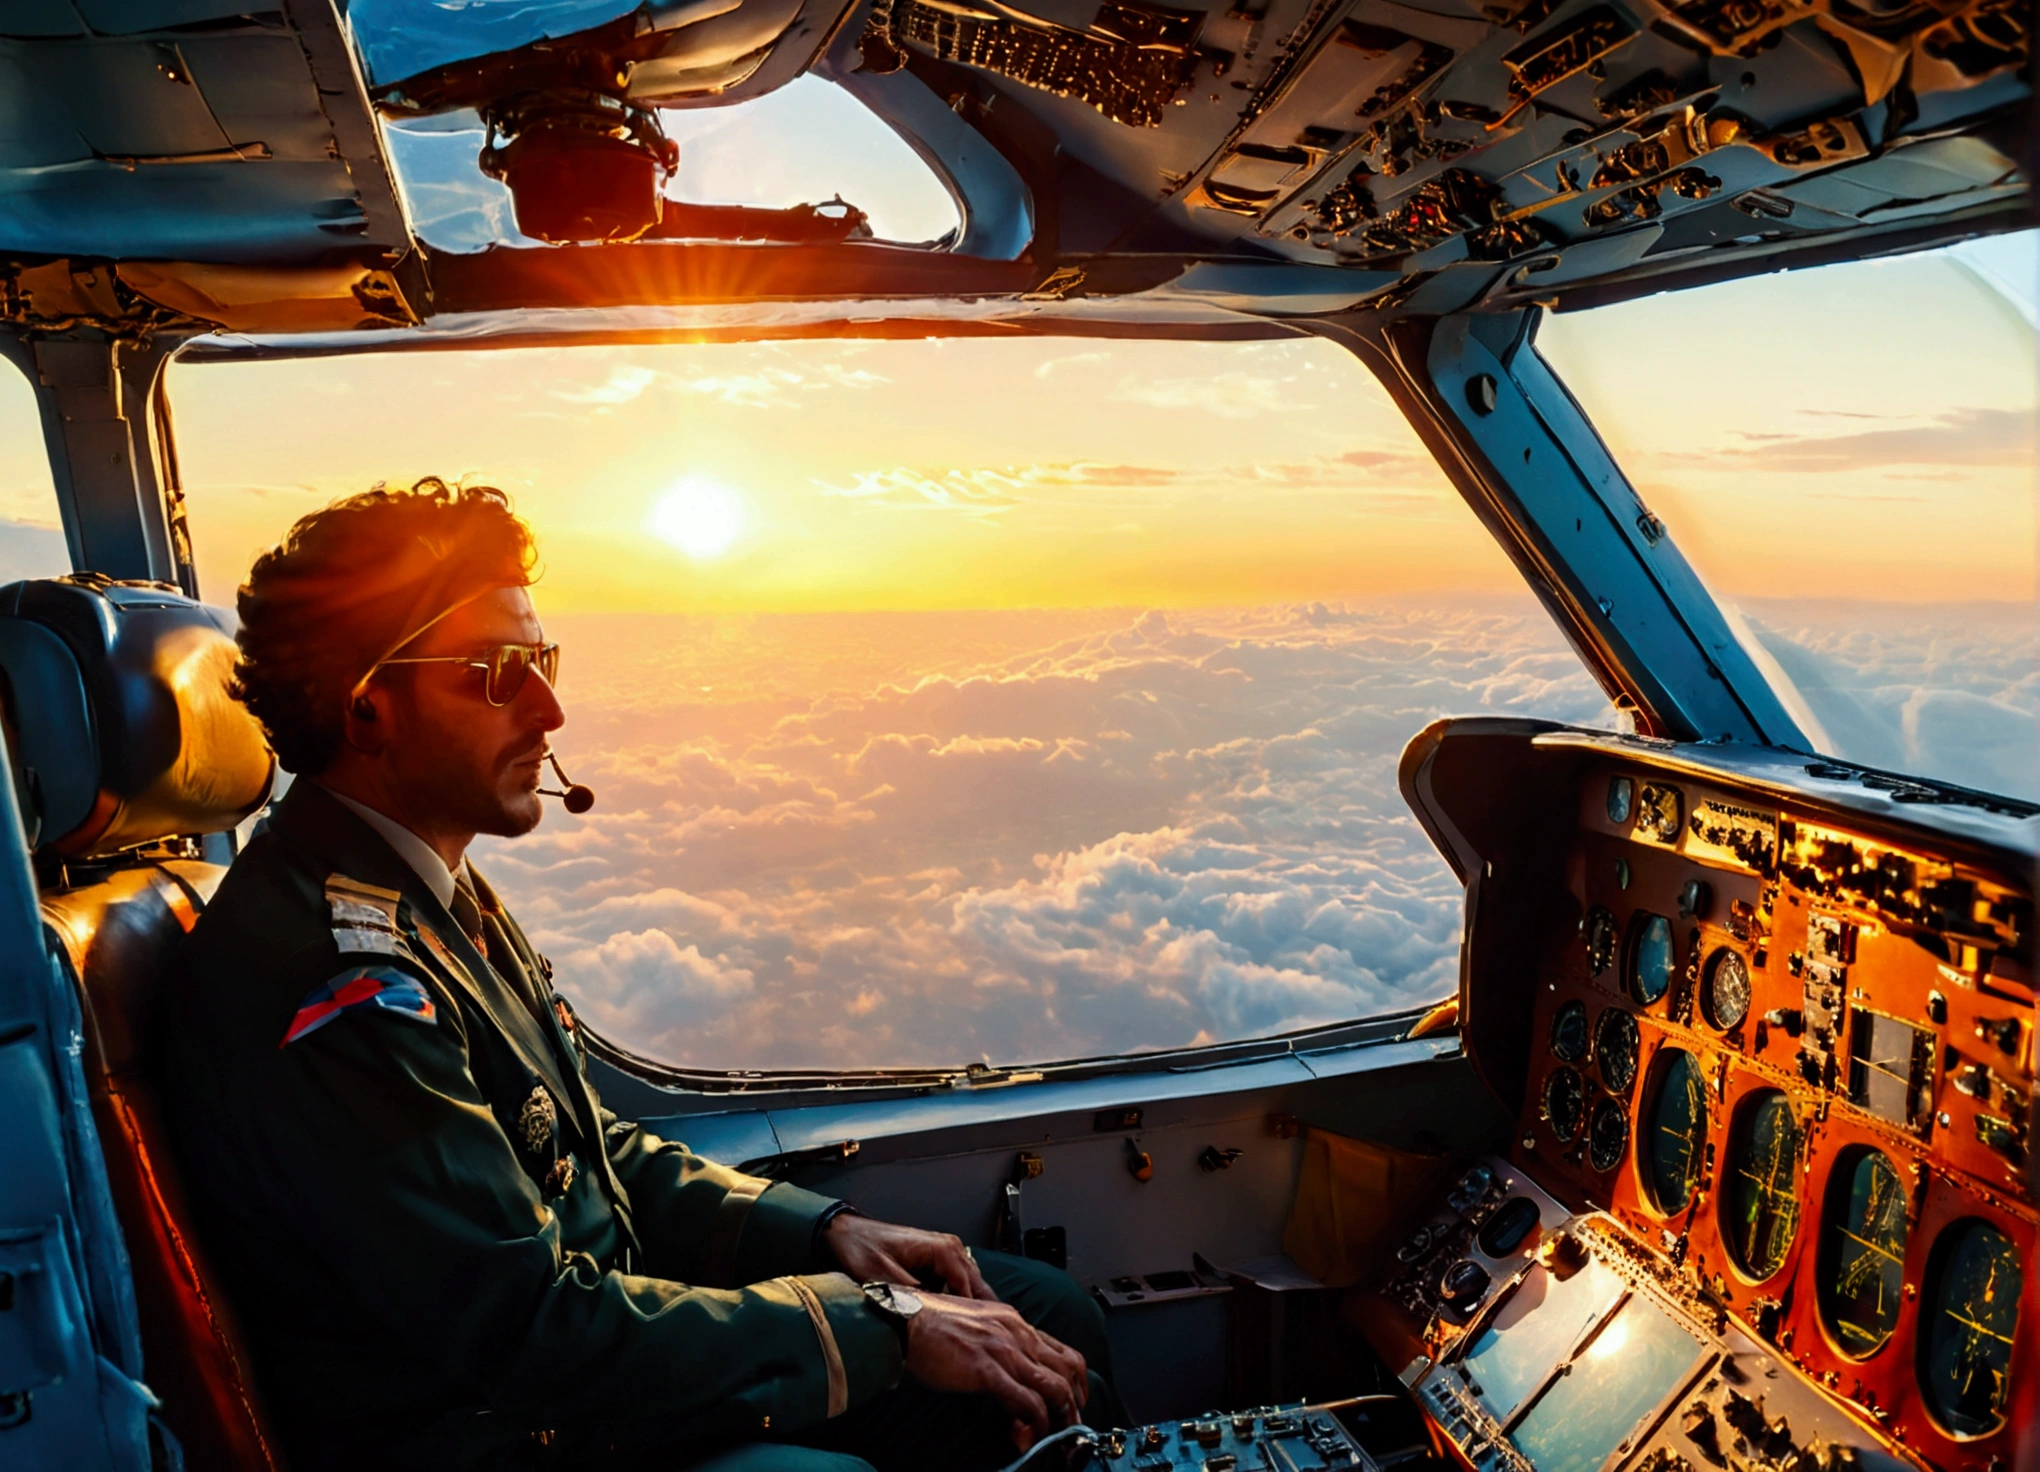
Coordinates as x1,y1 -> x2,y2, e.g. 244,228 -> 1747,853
42,860 -> 286,1472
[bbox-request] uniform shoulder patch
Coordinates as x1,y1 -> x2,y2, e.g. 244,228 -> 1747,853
325,873 -> 409,957
281,965 -> 437,1047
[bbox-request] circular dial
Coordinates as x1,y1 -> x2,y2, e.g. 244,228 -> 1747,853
1817,1149 -> 1909,1358
1587,1098 -> 1629,1173
1595,1007 -> 1639,1093
1630,913 -> 1676,1005
1723,1090 -> 1801,1280
1542,1065 -> 1586,1143
1703,948 -> 1752,1030
1642,1048 -> 1707,1215
1582,906 -> 1617,976
1920,1219 -> 2023,1435
1638,782 -> 1683,842
1606,775 -> 1634,824
1549,1000 -> 1590,1063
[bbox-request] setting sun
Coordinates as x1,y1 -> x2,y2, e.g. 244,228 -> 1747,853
648,476 -> 746,560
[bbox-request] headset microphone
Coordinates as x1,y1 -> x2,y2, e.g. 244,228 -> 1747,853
539,752 -> 596,814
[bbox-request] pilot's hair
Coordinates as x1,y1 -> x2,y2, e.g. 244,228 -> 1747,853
231,477 -> 537,774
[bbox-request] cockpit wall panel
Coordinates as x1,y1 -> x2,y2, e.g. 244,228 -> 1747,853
1400,717 -> 2037,1463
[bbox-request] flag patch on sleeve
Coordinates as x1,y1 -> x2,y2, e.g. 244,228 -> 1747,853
281,966 -> 437,1047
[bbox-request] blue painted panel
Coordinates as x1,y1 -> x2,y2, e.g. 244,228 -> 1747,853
0,0 -> 85,38
76,0 -> 279,31
759,1038 -> 1452,1153
350,0 -> 639,86
22,39 -> 231,157
0,162 -> 365,262
635,1108 -> 780,1167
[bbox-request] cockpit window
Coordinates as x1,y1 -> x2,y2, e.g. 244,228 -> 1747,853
169,336 -> 1613,1071
1536,231 -> 2039,803
0,357 -> 70,584
383,76 -> 959,252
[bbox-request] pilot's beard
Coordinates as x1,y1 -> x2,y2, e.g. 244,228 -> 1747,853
401,737 -> 545,841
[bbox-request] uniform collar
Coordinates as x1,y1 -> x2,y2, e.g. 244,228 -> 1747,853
317,785 -> 464,909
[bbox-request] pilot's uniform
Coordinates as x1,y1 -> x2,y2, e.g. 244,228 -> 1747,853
163,780 -> 1111,1472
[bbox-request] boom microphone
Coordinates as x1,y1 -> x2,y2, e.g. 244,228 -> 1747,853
539,752 -> 596,814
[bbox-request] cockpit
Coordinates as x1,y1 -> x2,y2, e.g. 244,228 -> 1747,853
0,0 -> 2031,1469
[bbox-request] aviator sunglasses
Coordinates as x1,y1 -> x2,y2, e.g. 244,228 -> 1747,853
375,642 -> 562,707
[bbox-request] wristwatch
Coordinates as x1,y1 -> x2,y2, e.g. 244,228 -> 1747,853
859,1280 -> 923,1353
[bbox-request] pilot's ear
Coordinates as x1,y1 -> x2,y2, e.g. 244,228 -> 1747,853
345,691 -> 389,751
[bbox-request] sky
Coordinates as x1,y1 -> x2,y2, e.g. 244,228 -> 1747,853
157,335 -> 1531,614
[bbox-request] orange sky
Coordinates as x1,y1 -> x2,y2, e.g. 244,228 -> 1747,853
156,335 -> 1524,613
0,242 -> 2029,614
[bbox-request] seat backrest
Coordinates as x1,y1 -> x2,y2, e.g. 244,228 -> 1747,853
0,576 -> 283,1471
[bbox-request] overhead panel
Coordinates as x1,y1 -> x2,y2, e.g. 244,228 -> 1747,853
0,1 -> 406,280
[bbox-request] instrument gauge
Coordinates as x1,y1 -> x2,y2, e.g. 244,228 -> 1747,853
1629,914 -> 1675,1005
1595,1008 -> 1639,1093
1723,1090 -> 1801,1280
1542,1066 -> 1586,1143
1549,1000 -> 1590,1063
1920,1219 -> 2023,1435
1817,1149 -> 1908,1358
1703,948 -> 1752,1030
1642,1049 -> 1707,1215
1606,776 -> 1634,825
1582,906 -> 1617,976
1586,1098 -> 1628,1173
1638,783 -> 1683,843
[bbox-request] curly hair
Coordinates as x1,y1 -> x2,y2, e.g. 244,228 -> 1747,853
232,478 -> 537,774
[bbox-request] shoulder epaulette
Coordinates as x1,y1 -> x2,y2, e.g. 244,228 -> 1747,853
325,874 -> 410,958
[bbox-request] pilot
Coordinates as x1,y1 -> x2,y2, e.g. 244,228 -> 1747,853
162,478 -> 1118,1472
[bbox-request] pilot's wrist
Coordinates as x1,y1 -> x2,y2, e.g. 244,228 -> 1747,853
813,1200 -> 861,1259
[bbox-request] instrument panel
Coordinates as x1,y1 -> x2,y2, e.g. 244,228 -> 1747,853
1395,723 -> 2036,1472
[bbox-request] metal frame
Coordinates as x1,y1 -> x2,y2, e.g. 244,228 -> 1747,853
0,331 -> 198,595
1315,310 -> 1811,749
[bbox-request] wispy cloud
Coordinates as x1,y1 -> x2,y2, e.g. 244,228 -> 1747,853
559,366 -> 661,406
1034,352 -> 1112,380
813,461 -> 1185,513
1670,407 -> 2035,472
552,358 -> 892,412
1109,371 -> 1310,419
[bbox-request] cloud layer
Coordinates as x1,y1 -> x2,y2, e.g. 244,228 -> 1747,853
474,602 -> 1614,1069
1739,599 -> 2039,801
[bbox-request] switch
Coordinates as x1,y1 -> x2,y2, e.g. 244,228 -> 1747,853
1440,1257 -> 1492,1310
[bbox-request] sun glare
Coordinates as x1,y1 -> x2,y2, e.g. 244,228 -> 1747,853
649,476 -> 746,560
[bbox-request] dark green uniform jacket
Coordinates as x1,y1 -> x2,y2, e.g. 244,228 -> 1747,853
162,781 -> 902,1469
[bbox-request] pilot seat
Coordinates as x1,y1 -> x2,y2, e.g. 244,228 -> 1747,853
0,574 -> 283,1470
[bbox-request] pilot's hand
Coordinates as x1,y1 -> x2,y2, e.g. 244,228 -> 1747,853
823,1213 -> 995,1300
902,1291 -> 1090,1451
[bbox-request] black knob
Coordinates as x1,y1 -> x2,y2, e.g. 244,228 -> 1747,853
1439,1257 -> 1491,1310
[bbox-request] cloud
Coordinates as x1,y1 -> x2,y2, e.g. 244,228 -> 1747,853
474,601 -> 1620,1069
558,366 -> 660,406
1034,352 -> 1113,380
1737,599 -> 2038,800
806,450 -> 1446,514
1109,372 -> 1310,419
812,461 -> 1185,512
1671,407 -> 2035,473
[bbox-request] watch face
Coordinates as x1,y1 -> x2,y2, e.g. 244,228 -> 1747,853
892,1285 -> 924,1316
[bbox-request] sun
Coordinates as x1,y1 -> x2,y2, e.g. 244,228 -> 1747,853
648,476 -> 746,559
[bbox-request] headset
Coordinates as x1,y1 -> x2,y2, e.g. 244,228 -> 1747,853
538,752 -> 596,814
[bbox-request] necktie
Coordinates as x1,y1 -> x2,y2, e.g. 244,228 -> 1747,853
451,877 -> 550,1029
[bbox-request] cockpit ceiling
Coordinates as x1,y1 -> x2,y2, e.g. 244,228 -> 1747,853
0,0 -> 2028,336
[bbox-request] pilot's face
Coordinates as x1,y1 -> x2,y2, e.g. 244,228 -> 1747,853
384,585 -> 565,839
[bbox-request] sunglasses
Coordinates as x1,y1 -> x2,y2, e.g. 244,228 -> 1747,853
377,642 -> 561,707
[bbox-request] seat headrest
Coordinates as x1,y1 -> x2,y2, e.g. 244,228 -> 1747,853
0,576 -> 276,858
